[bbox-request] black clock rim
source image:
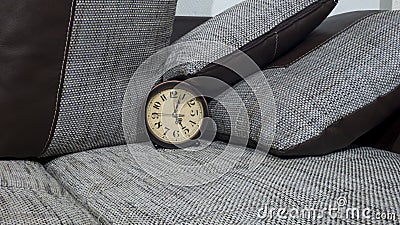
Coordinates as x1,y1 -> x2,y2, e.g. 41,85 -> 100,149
145,80 -> 209,149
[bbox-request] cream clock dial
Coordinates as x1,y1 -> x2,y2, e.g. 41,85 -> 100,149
145,81 -> 208,148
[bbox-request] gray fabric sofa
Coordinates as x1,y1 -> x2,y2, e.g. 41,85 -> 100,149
2,144 -> 400,224
44,144 -> 400,224
1,6 -> 400,225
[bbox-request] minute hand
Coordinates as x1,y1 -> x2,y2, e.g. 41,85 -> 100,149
155,113 -> 184,117
173,97 -> 182,124
174,97 -> 181,114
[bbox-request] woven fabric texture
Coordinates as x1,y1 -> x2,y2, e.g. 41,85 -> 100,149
0,160 -> 98,224
163,0 -> 321,81
44,0 -> 177,157
209,11 -> 400,152
46,144 -> 400,224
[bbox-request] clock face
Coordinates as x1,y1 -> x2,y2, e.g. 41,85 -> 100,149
145,82 -> 207,147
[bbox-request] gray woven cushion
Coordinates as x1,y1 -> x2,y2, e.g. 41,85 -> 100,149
43,0 -> 177,157
0,160 -> 98,224
209,11 -> 400,156
46,144 -> 400,224
163,0 -> 335,83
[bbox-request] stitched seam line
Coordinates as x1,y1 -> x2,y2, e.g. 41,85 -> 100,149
188,0 -> 331,77
267,11 -> 383,69
40,0 -> 76,156
272,32 -> 279,60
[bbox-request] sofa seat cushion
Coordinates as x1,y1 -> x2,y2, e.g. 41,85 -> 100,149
0,160 -> 98,224
46,143 -> 400,224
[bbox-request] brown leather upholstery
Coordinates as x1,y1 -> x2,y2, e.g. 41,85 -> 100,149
355,108 -> 400,154
171,16 -> 210,43
268,10 -> 380,68
0,0 -> 74,158
264,10 -> 400,156
191,0 -> 337,94
172,11 -> 400,156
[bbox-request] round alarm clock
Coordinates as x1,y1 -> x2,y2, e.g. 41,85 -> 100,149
145,81 -> 208,148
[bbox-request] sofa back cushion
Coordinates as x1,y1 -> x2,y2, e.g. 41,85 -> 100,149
0,0 -> 73,158
209,11 -> 400,157
0,0 -> 177,158
163,0 -> 337,94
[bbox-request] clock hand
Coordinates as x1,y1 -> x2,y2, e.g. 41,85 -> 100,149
174,97 -> 182,123
155,113 -> 184,117
174,102 -> 179,114
154,113 -> 175,116
153,113 -> 185,118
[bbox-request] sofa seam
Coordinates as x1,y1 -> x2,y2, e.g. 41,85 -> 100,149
44,166 -> 104,223
266,11 -> 383,70
40,0 -> 77,156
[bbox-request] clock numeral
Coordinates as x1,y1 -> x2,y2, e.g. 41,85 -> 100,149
189,120 -> 197,127
183,128 -> 190,135
151,113 -> 159,119
187,99 -> 196,108
163,127 -> 170,136
154,122 -> 162,129
173,130 -> 180,138
179,124 -> 190,135
190,110 -> 199,117
153,102 -> 161,110
160,94 -> 167,102
170,90 -> 178,99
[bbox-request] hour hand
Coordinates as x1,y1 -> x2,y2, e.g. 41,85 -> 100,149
153,113 -> 174,116
174,98 -> 181,114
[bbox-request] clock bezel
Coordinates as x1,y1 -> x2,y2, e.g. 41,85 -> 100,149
145,80 -> 209,149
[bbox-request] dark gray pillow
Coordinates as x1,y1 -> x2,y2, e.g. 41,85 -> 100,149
163,0 -> 337,93
209,11 -> 400,157
0,0 -> 178,158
